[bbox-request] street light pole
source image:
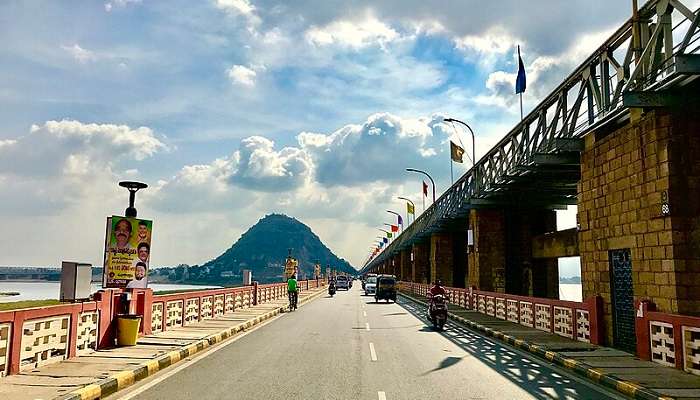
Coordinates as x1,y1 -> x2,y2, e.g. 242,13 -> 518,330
406,168 -> 435,203
386,210 -> 402,232
444,118 -> 476,170
118,181 -> 148,217
398,196 -> 415,224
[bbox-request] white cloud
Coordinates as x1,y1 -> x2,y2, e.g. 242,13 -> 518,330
61,44 -> 98,63
215,0 -> 261,28
306,16 -> 400,49
227,64 -> 257,87
104,0 -> 142,12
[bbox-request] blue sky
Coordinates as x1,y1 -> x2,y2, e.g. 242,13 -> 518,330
1,0 -> 659,273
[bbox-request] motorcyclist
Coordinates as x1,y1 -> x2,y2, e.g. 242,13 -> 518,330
428,280 -> 447,311
328,277 -> 337,295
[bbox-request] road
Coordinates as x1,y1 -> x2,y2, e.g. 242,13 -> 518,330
118,284 -> 625,400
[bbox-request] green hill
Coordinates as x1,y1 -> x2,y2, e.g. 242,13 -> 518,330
197,214 -> 356,283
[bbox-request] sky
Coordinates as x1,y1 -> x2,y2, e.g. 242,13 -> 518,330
0,0 -> 658,273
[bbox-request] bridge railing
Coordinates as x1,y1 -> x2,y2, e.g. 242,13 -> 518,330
0,279 -> 324,377
398,282 -> 603,345
636,300 -> 700,376
365,0 -> 700,271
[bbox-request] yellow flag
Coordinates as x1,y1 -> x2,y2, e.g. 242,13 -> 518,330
407,202 -> 415,215
450,141 -> 465,163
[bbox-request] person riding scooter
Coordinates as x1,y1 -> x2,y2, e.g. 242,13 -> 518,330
427,280 -> 448,330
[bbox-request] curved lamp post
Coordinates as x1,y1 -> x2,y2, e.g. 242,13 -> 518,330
406,168 -> 435,203
398,196 -> 415,224
386,210 -> 402,232
119,181 -> 148,218
444,118 -> 476,168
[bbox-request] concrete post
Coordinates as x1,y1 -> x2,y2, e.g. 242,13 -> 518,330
468,209 -> 506,292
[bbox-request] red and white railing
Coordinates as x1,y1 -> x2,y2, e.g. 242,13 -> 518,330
636,300 -> 700,376
0,279 -> 324,377
399,282 -> 603,345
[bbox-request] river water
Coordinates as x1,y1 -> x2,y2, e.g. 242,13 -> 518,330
0,281 -> 220,302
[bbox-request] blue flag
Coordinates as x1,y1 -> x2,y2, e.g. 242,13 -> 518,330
515,45 -> 526,94
398,215 -> 403,225
382,237 -> 388,244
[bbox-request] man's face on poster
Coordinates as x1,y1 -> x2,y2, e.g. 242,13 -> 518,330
138,245 -> 149,262
115,220 -> 132,248
135,265 -> 146,280
138,224 -> 148,239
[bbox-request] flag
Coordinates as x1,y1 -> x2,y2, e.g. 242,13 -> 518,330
382,237 -> 388,244
450,141 -> 465,163
516,45 -> 526,94
398,215 -> 403,225
423,181 -> 428,197
386,232 -> 393,238
407,202 -> 415,215
390,224 -> 399,232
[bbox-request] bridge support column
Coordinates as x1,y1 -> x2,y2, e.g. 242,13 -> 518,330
468,209 -> 506,292
452,230 -> 468,288
509,210 -> 559,299
430,233 -> 454,286
399,249 -> 409,281
412,242 -> 430,283
578,105 -> 700,347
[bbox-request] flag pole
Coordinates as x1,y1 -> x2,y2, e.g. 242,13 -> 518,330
450,157 -> 454,184
519,92 -> 523,121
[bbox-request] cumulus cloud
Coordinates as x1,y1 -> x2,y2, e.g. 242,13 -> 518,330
0,120 -> 166,178
215,0 -> 261,28
306,16 -> 400,49
227,64 -> 257,86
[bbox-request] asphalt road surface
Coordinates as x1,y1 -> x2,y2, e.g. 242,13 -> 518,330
122,284 -> 625,400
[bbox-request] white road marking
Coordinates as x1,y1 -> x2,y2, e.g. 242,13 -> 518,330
378,391 -> 386,400
365,322 -> 370,331
363,311 -> 367,317
114,313 -> 283,400
369,342 -> 377,361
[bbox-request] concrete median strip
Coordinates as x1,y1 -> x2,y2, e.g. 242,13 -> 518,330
56,288 -> 326,400
398,292 -> 674,400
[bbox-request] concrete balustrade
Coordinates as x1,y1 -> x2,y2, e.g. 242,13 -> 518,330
0,278 -> 322,377
399,281 -> 603,345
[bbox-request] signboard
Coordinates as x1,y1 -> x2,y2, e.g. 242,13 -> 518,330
284,255 -> 298,281
102,216 -> 153,289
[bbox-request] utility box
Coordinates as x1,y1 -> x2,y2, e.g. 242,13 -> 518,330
60,261 -> 92,301
242,269 -> 252,286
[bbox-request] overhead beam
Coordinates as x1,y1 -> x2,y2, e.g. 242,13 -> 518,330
532,152 -> 581,165
675,54 -> 700,75
552,138 -> 585,152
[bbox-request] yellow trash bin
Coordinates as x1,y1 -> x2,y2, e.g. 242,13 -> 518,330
117,314 -> 142,346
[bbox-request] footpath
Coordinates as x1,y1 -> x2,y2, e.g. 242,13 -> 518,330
400,291 -> 700,400
0,287 -> 326,400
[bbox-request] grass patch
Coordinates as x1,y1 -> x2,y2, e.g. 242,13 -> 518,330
0,299 -> 61,311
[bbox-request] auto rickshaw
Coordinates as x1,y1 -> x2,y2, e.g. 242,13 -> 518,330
375,275 -> 397,303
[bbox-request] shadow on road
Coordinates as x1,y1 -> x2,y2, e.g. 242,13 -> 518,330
396,297 -> 607,400
420,356 -> 464,376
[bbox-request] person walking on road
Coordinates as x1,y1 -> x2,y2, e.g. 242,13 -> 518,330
287,274 -> 299,310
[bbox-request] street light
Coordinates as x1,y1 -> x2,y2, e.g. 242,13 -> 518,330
406,167 -> 435,204
386,210 -> 402,232
444,118 -> 476,169
397,196 -> 415,224
118,181 -> 148,218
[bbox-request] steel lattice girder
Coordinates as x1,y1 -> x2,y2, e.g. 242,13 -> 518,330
363,0 -> 700,272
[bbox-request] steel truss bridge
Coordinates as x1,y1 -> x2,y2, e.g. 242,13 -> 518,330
364,0 -> 700,272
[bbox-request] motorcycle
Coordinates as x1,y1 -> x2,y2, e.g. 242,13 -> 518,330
428,294 -> 448,331
328,283 -> 336,297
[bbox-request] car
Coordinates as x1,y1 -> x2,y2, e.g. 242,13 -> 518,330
375,275 -> 397,303
364,275 -> 377,296
335,275 -> 350,290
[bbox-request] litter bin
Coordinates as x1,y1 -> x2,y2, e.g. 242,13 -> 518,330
117,314 -> 142,346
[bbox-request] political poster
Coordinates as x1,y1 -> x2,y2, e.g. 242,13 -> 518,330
102,216 -> 153,289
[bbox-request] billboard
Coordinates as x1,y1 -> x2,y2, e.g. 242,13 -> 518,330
102,216 -> 153,289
